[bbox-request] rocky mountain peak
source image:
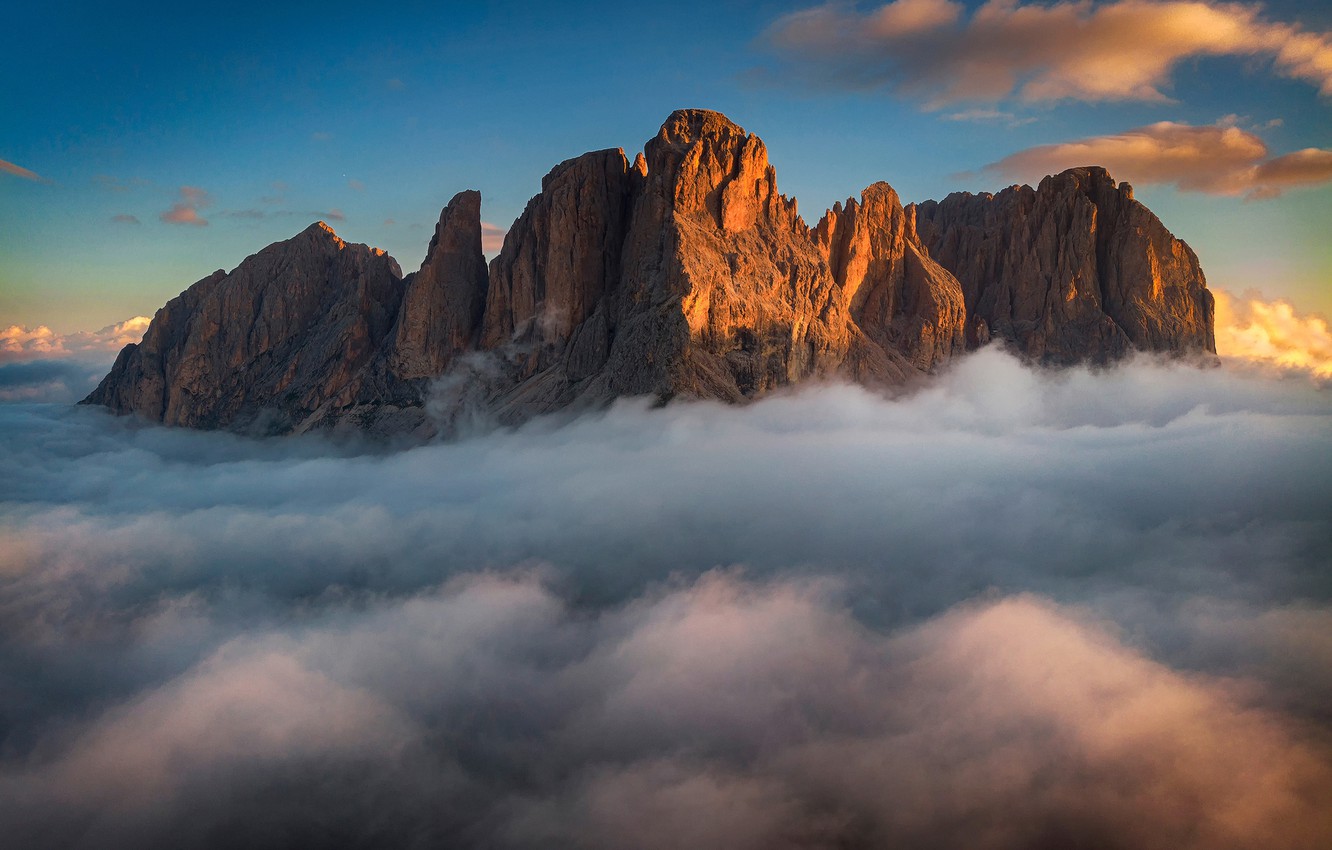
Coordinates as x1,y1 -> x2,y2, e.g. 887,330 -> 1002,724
388,189 -> 488,380
645,108 -> 791,234
299,219 -> 347,247
84,110 -> 1215,435
813,181 -> 965,371
910,165 -> 1214,361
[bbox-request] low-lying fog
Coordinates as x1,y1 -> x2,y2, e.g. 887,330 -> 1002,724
2,348 -> 1329,849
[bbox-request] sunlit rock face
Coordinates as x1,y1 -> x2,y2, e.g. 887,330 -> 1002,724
85,113 -> 1216,434
596,108 -> 887,405
814,182 -> 966,372
910,166 -> 1216,364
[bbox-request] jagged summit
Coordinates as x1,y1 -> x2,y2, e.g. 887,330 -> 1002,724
655,108 -> 748,145
83,110 -> 1215,435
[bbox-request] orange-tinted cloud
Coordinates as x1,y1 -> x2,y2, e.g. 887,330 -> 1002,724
1,157 -> 45,182
1215,289 -> 1332,377
765,0 -> 1332,105
0,317 -> 152,364
481,222 -> 507,253
160,186 -> 211,226
984,120 -> 1332,198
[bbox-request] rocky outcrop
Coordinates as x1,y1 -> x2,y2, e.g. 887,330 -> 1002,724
84,112 -> 1215,435
470,109 -> 921,425
389,190 -> 488,380
84,223 -> 404,431
813,183 -> 965,371
910,167 -> 1215,363
594,109 -> 886,403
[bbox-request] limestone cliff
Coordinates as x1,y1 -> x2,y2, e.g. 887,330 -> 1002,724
84,112 -> 1215,435
813,183 -> 966,371
84,223 -> 404,431
389,190 -> 489,380
910,167 -> 1215,363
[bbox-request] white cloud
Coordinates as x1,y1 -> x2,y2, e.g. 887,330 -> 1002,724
1215,289 -> 1332,377
2,344 -> 1331,846
1,316 -> 150,364
764,0 -> 1332,106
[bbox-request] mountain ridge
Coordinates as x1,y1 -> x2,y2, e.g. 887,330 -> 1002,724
83,109 -> 1215,435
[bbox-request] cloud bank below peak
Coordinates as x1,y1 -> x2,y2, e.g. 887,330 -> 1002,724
762,0 -> 1332,106
1,349 -> 1330,848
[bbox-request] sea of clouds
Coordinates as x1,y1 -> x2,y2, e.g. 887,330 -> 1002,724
1,346 -> 1330,849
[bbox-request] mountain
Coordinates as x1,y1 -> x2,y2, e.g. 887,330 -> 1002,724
83,109 -> 1215,435
910,167 -> 1215,363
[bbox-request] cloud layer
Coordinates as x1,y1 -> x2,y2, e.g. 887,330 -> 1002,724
1,348 -> 1330,848
764,0 -> 1332,105
1216,289 -> 1332,376
984,119 -> 1332,198
0,318 -> 148,402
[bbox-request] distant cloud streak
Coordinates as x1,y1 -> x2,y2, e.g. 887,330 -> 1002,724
0,157 -> 45,182
984,120 -> 1332,199
764,0 -> 1332,106
110,213 -> 141,225
160,185 -> 211,226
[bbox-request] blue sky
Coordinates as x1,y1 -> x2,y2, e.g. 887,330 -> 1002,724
2,0 -> 1329,333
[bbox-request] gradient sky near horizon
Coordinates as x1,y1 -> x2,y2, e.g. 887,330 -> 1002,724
2,0 -> 1329,334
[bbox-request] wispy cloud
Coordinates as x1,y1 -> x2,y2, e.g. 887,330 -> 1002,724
160,186 -> 211,226
763,0 -> 1332,106
942,108 -> 1036,127
982,120 -> 1332,199
110,213 -> 141,225
0,157 -> 45,182
348,179 -> 366,192
481,221 -> 507,253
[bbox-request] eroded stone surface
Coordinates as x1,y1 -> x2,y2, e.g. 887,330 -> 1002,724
85,115 -> 1215,435
910,167 -> 1215,364
84,223 -> 404,432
